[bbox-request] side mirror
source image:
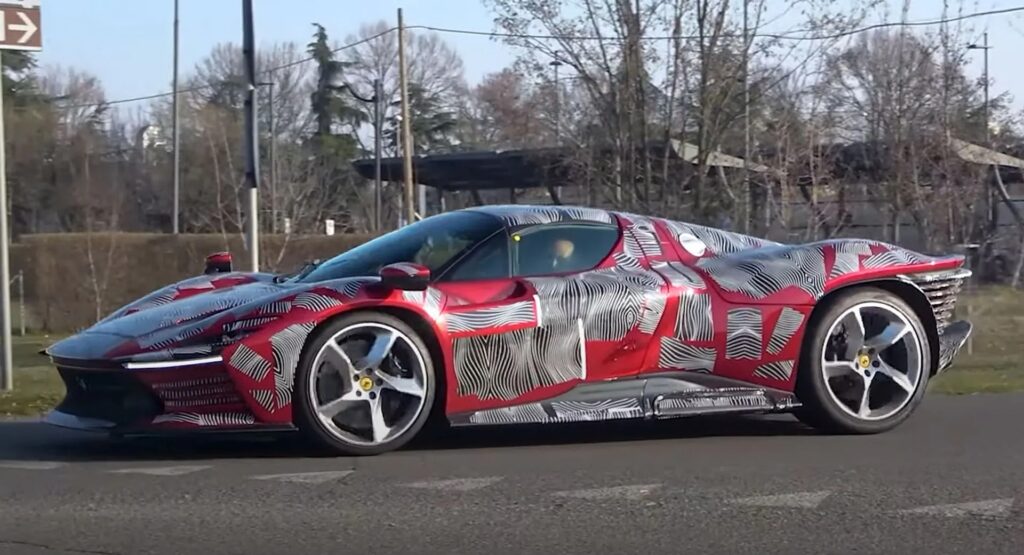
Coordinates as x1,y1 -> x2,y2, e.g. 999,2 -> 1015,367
379,262 -> 430,291
205,252 -> 233,274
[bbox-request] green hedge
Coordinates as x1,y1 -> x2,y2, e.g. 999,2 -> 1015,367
10,232 -> 375,332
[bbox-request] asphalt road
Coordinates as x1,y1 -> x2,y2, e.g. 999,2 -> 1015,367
1,394 -> 1023,555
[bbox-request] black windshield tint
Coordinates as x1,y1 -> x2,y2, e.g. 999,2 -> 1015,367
297,211 -> 503,283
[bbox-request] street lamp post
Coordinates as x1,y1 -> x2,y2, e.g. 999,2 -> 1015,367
172,0 -> 180,234
335,81 -> 384,232
549,55 -> 563,204
967,33 -> 994,239
257,80 -> 276,233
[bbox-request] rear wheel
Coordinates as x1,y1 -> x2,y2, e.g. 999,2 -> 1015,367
795,287 -> 930,434
294,312 -> 435,456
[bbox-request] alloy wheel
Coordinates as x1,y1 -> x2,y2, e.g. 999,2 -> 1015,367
308,322 -> 428,446
820,301 -> 924,421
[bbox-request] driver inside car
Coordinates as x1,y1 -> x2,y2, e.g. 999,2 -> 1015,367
550,237 -> 576,272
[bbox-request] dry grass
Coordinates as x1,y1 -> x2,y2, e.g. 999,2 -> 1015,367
0,334 -> 65,416
929,286 -> 1024,394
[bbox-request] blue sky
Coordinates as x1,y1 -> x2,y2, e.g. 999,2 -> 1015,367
30,0 -> 1024,111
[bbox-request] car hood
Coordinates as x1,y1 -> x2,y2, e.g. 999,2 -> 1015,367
43,274 -> 380,364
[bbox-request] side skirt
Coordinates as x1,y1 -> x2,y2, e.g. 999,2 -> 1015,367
447,371 -> 801,426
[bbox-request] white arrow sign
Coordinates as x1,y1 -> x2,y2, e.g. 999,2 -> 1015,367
0,5 -> 41,50
8,10 -> 35,43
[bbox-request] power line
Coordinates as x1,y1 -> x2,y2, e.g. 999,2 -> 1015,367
54,4 -> 1024,111
59,26 -> 399,110
410,4 -> 1024,42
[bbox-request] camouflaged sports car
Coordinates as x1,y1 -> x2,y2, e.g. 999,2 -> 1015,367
42,205 -> 973,455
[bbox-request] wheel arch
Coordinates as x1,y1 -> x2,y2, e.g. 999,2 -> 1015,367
305,305 -> 449,419
809,278 -> 940,376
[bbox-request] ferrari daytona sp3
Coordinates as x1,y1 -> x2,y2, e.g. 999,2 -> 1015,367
43,205 -> 973,455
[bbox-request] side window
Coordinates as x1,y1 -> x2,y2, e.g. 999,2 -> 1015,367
512,224 -> 619,277
439,231 -> 510,282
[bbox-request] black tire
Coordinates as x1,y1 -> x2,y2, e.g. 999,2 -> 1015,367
293,311 -> 437,456
794,287 -> 931,434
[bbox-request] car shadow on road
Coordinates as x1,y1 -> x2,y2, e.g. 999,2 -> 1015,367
0,413 -> 817,463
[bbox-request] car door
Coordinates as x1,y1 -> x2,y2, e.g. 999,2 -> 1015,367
433,218 -> 661,415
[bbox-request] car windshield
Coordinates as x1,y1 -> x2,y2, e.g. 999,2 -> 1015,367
295,211 -> 502,283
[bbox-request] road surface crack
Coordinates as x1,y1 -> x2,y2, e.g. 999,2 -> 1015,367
0,538 -> 122,555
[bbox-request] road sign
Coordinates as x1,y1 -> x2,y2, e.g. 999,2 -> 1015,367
0,2 -> 40,51
0,1 -> 38,390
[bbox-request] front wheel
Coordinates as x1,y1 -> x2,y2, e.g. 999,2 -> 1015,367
795,287 -> 931,434
293,312 -> 436,456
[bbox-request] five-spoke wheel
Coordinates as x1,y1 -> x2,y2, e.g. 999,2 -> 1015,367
796,288 -> 931,434
294,313 -> 435,455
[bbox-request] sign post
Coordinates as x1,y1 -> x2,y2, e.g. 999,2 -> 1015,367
0,0 -> 42,392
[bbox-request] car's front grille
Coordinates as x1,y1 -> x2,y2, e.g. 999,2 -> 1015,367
55,368 -> 163,425
907,268 -> 972,330
147,373 -> 245,410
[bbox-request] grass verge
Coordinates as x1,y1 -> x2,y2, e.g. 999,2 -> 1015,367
0,334 -> 65,417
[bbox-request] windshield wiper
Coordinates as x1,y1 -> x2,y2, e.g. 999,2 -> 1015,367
273,259 -> 322,283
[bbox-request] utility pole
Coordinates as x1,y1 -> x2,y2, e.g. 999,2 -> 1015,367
263,79 -> 277,234
968,33 -> 994,239
742,0 -> 752,234
0,51 -> 10,392
397,8 -> 415,226
373,79 -> 383,232
172,0 -> 180,234
550,55 -> 563,203
242,0 -> 260,271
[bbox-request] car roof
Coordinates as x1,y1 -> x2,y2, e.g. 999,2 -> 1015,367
465,204 -> 617,228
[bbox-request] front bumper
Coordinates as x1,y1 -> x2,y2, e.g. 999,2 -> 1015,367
936,320 -> 972,374
43,358 -> 265,433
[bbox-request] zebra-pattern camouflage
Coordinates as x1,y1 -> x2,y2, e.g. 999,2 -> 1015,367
446,300 -> 537,334
453,319 -> 584,401
768,307 -> 804,355
638,292 -> 667,335
652,261 -> 706,289
467,403 -> 549,424
620,213 -> 663,257
293,292 -> 343,312
659,338 -> 716,371
613,251 -> 644,270
153,412 -> 256,426
402,287 -> 444,319
550,398 -> 645,422
862,248 -> 926,269
225,317 -> 279,332
251,389 -> 276,412
657,393 -> 770,411
698,245 -> 827,300
270,322 -> 317,410
527,268 -> 663,342
474,205 -> 614,227
257,300 -> 292,315
753,360 -> 794,381
676,293 -> 713,342
726,308 -> 762,360
659,218 -> 778,256
830,241 -> 873,278
229,344 -> 271,382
